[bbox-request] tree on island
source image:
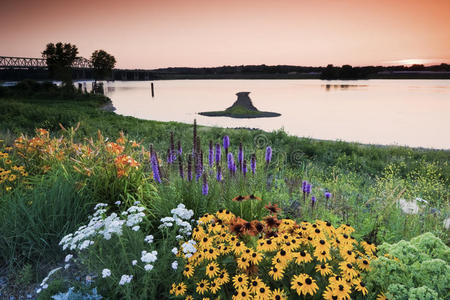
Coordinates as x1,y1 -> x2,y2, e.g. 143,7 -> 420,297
91,50 -> 116,81
42,42 -> 79,86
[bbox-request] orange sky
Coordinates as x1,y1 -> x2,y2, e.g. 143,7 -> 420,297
0,0 -> 449,69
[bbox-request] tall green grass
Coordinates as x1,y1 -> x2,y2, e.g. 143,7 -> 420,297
0,168 -> 94,276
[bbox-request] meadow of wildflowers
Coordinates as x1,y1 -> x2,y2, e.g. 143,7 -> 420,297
0,84 -> 449,299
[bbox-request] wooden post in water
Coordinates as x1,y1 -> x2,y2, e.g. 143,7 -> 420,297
151,82 -> 154,97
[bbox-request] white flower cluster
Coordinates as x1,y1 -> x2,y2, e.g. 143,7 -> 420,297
158,204 -> 194,236
180,239 -> 197,258
119,274 -> 133,285
59,203 -> 146,251
144,235 -> 154,244
36,267 -> 62,294
141,250 -> 158,271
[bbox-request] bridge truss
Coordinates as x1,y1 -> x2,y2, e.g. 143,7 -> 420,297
0,56 -> 92,69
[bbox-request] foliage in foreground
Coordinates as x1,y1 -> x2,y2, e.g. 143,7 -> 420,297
365,232 -> 449,300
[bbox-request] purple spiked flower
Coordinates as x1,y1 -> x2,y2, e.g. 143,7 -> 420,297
238,143 -> 243,170
216,165 -> 222,182
265,146 -> 272,164
215,143 -> 221,164
251,154 -> 256,174
177,140 -> 182,156
325,192 -> 331,199
151,151 -> 161,183
196,151 -> 203,181
223,136 -> 230,156
243,159 -> 247,176
227,152 -> 234,171
202,174 -> 208,195
311,196 -> 316,209
208,141 -> 213,167
223,136 -> 230,150
167,148 -> 172,164
302,180 -> 308,193
305,183 -> 312,195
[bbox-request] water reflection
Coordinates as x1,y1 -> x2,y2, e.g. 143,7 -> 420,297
323,84 -> 368,91
103,79 -> 450,149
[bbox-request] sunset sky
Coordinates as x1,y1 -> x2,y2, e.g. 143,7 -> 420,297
1,0 -> 449,69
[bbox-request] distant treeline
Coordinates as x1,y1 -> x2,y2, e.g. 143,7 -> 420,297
151,63 -> 450,80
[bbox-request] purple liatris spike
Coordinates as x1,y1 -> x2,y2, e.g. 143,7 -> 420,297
208,140 -> 213,167
238,142 -> 243,170
151,151 -> 161,183
306,183 -> 312,195
196,151 -> 203,181
215,143 -> 221,164
177,140 -> 182,155
223,136 -> 230,150
243,159 -> 247,176
227,152 -> 234,171
265,146 -> 272,164
216,165 -> 222,182
325,191 -> 331,199
302,180 -> 308,193
311,196 -> 316,208
187,155 -> 192,181
202,173 -> 208,195
251,154 -> 256,174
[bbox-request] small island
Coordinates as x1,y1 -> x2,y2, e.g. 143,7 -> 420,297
199,92 -> 281,118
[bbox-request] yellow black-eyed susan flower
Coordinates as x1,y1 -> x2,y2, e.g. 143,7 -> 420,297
183,264 -> 194,278
354,279 -> 368,295
295,250 -> 312,264
196,279 -> 209,295
271,288 -> 287,300
206,261 -> 220,278
290,274 -> 318,296
232,274 -> 248,289
315,263 -> 333,276
269,265 -> 285,281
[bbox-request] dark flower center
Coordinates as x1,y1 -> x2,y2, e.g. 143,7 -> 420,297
252,281 -> 258,286
300,251 -> 306,257
209,266 -> 214,271
260,288 -> 265,293
315,229 -> 320,233
347,263 -> 353,269
363,260 -> 368,265
339,285 -> 344,291
200,283 -> 204,288
320,240 -> 325,245
238,277 -> 243,282
305,278 -> 312,285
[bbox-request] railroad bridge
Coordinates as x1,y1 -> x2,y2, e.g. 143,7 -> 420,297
0,56 -> 156,81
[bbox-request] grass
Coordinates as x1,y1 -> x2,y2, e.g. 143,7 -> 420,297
199,105 -> 281,118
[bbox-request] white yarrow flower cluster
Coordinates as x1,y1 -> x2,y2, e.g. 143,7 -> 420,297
102,268 -> 112,278
171,261 -> 178,270
144,235 -> 154,244
181,239 -> 197,258
59,203 -> 146,251
159,204 -> 194,237
119,274 -> 133,285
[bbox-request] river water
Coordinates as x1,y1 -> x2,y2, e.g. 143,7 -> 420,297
101,79 -> 450,149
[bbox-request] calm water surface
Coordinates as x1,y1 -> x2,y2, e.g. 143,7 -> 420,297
102,80 -> 450,149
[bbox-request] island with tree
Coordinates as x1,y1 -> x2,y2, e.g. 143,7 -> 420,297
199,92 -> 281,118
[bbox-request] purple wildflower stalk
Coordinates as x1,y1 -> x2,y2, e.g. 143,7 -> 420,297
227,152 -> 234,172
216,165 -> 222,182
177,140 -> 182,155
196,151 -> 203,181
238,143 -> 243,170
151,151 -> 161,183
193,119 -> 197,153
311,196 -> 316,209
215,143 -> 221,164
243,159 -> 247,176
251,154 -> 256,174
306,183 -> 312,195
187,154 -> 192,182
170,132 -> 175,161
265,146 -> 272,164
202,173 -> 208,195
208,140 -> 213,167
167,148 -> 172,164
223,136 -> 230,157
